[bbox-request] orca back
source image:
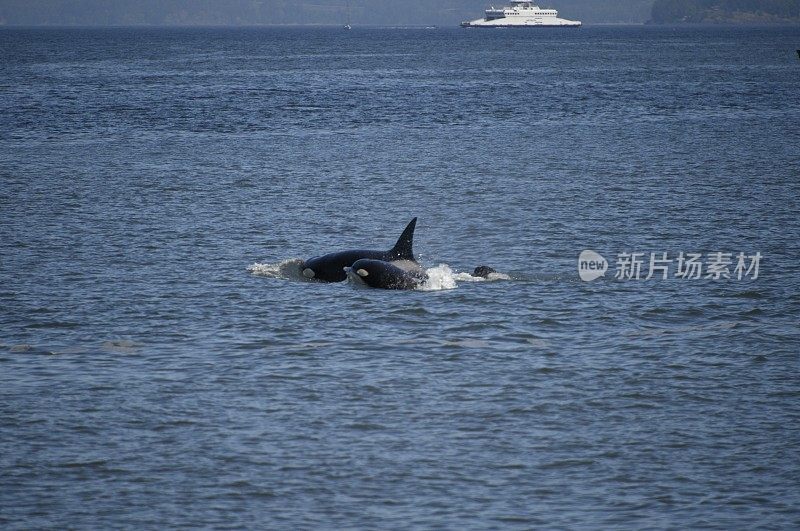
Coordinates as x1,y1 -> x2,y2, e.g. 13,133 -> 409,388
301,217 -> 418,282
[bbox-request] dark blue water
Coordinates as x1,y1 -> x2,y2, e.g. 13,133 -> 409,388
2,25 -> 800,528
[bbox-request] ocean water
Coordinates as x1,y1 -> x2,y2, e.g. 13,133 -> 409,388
1,25 -> 799,528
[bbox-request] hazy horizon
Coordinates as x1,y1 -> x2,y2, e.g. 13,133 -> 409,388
0,0 -> 655,26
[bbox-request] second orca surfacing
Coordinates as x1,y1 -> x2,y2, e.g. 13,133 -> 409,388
301,218 -> 418,283
346,259 -> 428,290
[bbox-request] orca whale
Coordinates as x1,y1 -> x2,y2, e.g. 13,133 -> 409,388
301,218 -> 417,282
347,258 -> 428,290
472,265 -> 497,278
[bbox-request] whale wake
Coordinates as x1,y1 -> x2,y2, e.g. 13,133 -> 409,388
248,260 -> 509,291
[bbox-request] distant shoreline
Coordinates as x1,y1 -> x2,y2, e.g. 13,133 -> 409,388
649,0 -> 800,25
2,21 -> 800,29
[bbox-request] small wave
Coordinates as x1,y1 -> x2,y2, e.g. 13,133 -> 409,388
8,344 -> 34,352
731,290 -> 765,299
101,339 -> 139,354
247,258 -> 307,281
460,271 -> 512,282
6,344 -> 58,355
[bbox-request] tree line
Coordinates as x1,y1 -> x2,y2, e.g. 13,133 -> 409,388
651,0 -> 800,22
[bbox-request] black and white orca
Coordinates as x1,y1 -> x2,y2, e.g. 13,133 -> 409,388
301,218 -> 417,282
347,258 -> 428,290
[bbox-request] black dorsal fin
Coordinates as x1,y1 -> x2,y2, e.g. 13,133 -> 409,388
389,217 -> 417,260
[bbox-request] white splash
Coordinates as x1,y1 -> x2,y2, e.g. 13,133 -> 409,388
247,258 -> 306,280
420,265 -> 512,290
418,264 -> 458,291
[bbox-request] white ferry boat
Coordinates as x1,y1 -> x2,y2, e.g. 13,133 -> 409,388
461,0 -> 581,28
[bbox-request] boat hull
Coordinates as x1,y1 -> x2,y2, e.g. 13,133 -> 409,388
461,23 -> 581,28
461,20 -> 581,27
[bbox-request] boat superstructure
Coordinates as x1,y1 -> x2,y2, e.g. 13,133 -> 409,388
461,0 -> 581,28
